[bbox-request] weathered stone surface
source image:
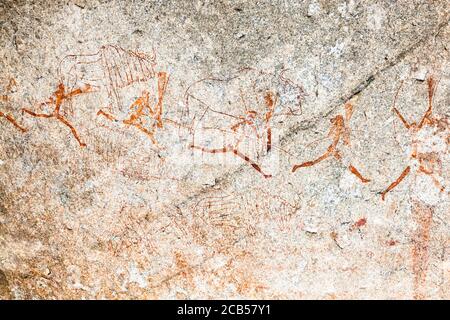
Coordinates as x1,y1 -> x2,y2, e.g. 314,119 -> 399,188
0,0 -> 449,299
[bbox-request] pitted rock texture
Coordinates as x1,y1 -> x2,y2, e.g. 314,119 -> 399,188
0,0 -> 449,299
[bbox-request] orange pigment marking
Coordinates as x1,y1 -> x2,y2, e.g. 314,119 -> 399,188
393,107 -> 412,130
292,114 -> 345,172
0,111 -> 27,132
418,77 -> 438,129
387,239 -> 398,246
381,166 -> 411,201
349,164 -> 371,183
22,83 -> 93,147
411,201 -> 433,300
6,78 -> 17,91
97,109 -> 117,121
190,144 -> 272,178
351,217 -> 367,230
97,71 -> 169,147
264,91 -> 276,152
155,72 -> 169,128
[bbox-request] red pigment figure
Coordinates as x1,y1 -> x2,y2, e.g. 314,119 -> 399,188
22,83 -> 94,146
0,78 -> 27,132
292,102 -> 371,183
22,45 -> 169,147
380,75 -> 448,299
381,76 -> 448,200
0,111 -> 27,133
185,67 -> 304,178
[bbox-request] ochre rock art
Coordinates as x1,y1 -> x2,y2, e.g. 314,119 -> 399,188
184,67 -> 305,178
381,76 -> 448,200
380,75 -> 448,299
97,71 -> 169,148
59,45 -> 157,108
0,78 -> 27,132
0,110 -> 27,133
21,45 -> 170,148
292,102 -> 371,184
0,37 -> 448,300
22,83 -> 95,146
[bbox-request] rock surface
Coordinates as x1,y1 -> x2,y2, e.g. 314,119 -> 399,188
0,0 -> 449,299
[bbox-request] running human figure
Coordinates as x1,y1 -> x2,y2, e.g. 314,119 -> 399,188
292,102 -> 371,184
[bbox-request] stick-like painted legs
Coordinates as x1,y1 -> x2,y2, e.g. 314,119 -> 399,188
22,84 -> 93,147
154,72 -> 169,129
56,114 -> 86,147
292,146 -> 333,172
381,166 -> 411,200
